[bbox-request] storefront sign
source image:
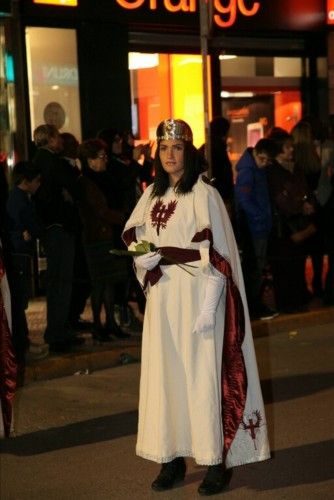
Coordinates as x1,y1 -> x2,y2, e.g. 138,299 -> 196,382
328,0 -> 334,24
32,64 -> 79,86
28,0 -> 326,32
214,0 -> 260,28
116,0 -> 261,28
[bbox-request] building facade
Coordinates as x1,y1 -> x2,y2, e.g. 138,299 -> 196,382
1,0 -> 334,164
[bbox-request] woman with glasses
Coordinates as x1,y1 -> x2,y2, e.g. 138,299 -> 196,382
77,139 -> 130,341
97,128 -> 149,327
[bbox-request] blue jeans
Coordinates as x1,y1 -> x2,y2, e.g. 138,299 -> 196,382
43,226 -> 75,343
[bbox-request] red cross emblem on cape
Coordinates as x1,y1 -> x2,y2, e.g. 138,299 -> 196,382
241,410 -> 263,450
150,199 -> 177,235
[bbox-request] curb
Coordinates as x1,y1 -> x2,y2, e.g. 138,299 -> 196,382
251,306 -> 334,337
23,306 -> 334,385
23,342 -> 142,385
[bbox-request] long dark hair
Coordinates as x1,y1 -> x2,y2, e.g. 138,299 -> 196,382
151,141 -> 207,198
291,121 -> 321,175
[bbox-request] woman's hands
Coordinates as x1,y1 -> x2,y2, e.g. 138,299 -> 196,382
134,251 -> 162,271
193,275 -> 225,334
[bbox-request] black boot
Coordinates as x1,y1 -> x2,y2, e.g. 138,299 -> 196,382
151,457 -> 186,491
198,464 -> 232,496
108,323 -> 131,339
92,327 -> 114,342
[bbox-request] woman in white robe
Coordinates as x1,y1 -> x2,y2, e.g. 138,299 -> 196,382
122,119 -> 270,495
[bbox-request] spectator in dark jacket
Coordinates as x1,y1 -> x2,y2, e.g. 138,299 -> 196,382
235,138 -> 278,319
33,124 -> 82,353
60,132 -> 92,332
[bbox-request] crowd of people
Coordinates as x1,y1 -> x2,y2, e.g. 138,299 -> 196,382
1,115 -> 334,362
1,124 -> 153,362
207,116 -> 334,320
1,115 -> 333,493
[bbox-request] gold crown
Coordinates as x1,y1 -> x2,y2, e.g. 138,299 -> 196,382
156,119 -> 193,142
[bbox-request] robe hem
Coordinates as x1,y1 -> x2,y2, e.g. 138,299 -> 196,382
136,449 -> 270,467
226,453 -> 271,468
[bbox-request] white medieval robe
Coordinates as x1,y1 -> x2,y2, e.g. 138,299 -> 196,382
123,175 -> 270,468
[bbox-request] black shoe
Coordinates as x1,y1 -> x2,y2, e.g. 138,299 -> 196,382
70,318 -> 94,332
259,306 -> 279,321
49,336 -> 85,353
70,336 -> 86,346
92,328 -> 114,342
48,341 -> 73,354
109,325 -> 131,339
251,305 -> 279,321
151,457 -> 186,492
198,465 -> 233,496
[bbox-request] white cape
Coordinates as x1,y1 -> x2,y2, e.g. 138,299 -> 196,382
123,176 -> 270,467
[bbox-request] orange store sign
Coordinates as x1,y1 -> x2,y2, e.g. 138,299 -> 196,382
116,0 -> 261,28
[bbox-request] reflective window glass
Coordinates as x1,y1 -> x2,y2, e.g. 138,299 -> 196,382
25,27 -> 81,140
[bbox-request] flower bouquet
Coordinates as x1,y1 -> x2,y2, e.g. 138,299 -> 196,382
110,240 -> 197,276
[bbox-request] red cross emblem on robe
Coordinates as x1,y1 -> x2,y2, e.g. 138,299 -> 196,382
150,199 -> 177,235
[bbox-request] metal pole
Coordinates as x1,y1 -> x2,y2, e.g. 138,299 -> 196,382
199,0 -> 211,177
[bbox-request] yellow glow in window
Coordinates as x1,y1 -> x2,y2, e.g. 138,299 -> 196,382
170,54 -> 205,148
33,0 -> 78,6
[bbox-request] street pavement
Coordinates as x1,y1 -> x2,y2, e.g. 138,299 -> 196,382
1,299 -> 334,499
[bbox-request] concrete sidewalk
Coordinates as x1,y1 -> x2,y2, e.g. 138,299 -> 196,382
23,296 -> 334,386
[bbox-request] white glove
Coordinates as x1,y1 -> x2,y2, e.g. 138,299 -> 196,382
134,251 -> 162,271
193,275 -> 225,334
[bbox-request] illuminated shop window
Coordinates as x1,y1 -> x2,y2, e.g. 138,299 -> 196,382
220,56 -> 303,164
317,57 -> 328,78
129,52 -> 206,148
219,56 -> 303,77
274,58 -> 302,77
25,27 -> 81,140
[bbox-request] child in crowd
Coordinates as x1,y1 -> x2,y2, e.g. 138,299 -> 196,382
6,161 -> 44,362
